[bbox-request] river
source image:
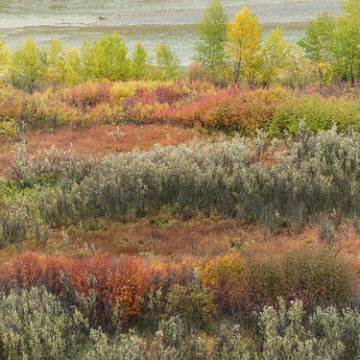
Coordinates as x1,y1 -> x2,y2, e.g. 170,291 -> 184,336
0,0 -> 341,65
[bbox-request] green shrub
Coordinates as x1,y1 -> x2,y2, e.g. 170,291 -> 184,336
84,317 -> 207,360
11,141 -> 83,188
0,287 -> 89,360
245,249 -> 355,315
84,329 -> 148,360
212,323 -> 258,359
35,129 -> 360,233
260,299 -> 360,360
0,203 -> 28,249
165,284 -> 216,332
269,94 -> 360,136
150,316 -> 207,360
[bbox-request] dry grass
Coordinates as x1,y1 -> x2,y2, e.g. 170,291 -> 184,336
3,215 -> 360,268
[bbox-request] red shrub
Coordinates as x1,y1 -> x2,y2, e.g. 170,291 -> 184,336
61,80 -> 112,109
154,85 -> 189,105
3,252 -> 70,293
70,254 -> 151,318
175,86 -> 288,133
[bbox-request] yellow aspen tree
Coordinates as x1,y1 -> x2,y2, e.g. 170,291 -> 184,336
226,7 -> 262,84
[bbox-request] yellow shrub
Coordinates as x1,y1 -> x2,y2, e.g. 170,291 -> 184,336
0,119 -> 17,140
194,253 -> 244,288
110,82 -> 138,104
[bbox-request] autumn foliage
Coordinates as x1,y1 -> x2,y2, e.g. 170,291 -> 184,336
0,249 -> 354,328
0,253 -> 153,321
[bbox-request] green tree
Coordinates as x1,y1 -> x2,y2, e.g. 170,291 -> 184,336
333,0 -> 360,83
194,0 -> 228,83
42,38 -> 65,84
81,33 -> 130,81
226,7 -> 262,84
298,11 -> 335,83
42,39 -> 82,86
0,38 -> 10,80
62,47 -> 82,85
9,36 -> 44,91
281,45 -> 312,88
154,43 -> 180,80
259,27 -> 293,87
131,42 -> 148,79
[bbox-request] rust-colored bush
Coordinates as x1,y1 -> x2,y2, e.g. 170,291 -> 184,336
0,249 -> 355,326
70,254 -> 152,318
175,86 -> 287,133
61,80 -> 112,109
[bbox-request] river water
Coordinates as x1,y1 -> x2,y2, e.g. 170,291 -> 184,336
0,0 -> 341,65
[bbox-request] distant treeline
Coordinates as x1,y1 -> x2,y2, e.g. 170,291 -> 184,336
0,0 -> 359,90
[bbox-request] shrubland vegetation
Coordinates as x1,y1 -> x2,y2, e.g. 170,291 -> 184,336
1,130 -> 360,357
3,129 -> 360,238
2,0 -> 360,358
4,82 -> 360,140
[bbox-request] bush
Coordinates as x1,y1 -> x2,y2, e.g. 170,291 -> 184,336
269,94 -> 360,136
165,284 -> 216,332
245,250 -> 354,314
260,299 -> 360,360
175,86 -> 287,133
11,141 -> 84,188
85,317 -> 207,360
61,80 -> 112,109
0,203 -> 28,249
212,323 -> 257,359
0,287 -> 89,360
34,129 -> 360,232
0,253 -> 154,327
0,285 -> 359,359
84,328 -> 148,360
0,248 -> 354,332
195,250 -> 354,319
0,80 -> 219,138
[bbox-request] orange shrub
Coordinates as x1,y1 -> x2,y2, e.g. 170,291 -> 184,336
70,254 -> 152,318
0,250 -> 355,326
192,253 -> 245,315
2,252 -> 70,293
175,86 -> 288,133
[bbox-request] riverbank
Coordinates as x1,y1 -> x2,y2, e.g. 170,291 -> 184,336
0,0 -> 340,65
